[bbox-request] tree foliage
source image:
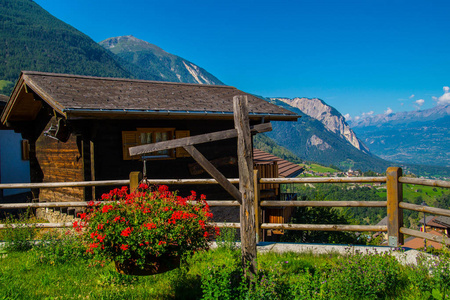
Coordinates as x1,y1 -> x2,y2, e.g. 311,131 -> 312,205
0,0 -> 133,95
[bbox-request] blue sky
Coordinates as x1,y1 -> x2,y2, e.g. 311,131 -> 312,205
34,0 -> 450,121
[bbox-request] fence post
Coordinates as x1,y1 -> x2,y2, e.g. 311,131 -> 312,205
253,169 -> 262,243
129,171 -> 142,192
386,167 -> 404,246
234,95 -> 257,280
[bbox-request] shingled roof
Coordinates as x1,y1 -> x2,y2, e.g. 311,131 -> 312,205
2,71 -> 298,123
253,148 -> 304,178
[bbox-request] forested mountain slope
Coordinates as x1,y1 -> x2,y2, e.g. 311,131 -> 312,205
0,0 -> 133,95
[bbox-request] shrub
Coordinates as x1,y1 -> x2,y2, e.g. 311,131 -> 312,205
31,230 -> 88,265
323,249 -> 404,299
215,226 -> 237,251
1,211 -> 38,252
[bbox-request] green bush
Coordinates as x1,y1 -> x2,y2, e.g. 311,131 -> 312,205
215,226 -> 238,251
323,250 -> 404,299
411,249 -> 450,299
1,212 -> 38,252
31,230 -> 88,265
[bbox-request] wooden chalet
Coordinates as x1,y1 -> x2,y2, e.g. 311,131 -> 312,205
0,71 -> 298,205
253,148 -> 304,241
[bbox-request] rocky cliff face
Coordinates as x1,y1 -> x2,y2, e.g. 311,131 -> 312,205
272,97 -> 370,153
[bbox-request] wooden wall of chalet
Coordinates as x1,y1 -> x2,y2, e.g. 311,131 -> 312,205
31,116 -> 260,204
89,118 -> 241,200
36,118 -> 84,202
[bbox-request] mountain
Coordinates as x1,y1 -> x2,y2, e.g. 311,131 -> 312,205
261,99 -> 391,173
350,104 -> 450,127
271,97 -> 370,153
99,35 -> 224,85
0,0 -> 134,96
350,105 -> 450,168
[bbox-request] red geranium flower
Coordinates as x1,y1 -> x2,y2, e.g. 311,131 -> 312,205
121,227 -> 133,237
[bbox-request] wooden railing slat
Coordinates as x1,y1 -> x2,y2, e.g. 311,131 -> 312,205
260,177 -> 387,184
399,202 -> 450,217
399,177 -> 450,188
261,223 -> 387,232
400,227 -> 450,245
260,200 -> 387,207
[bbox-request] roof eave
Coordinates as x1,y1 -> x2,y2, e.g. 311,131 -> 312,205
64,108 -> 299,121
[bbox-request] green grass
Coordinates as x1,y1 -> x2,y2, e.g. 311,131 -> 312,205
299,163 -> 339,174
375,183 -> 447,204
1,245 -> 448,299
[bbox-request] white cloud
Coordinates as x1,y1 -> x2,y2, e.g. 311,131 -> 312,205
415,99 -> 425,106
384,107 -> 393,114
354,116 -> 360,121
361,111 -> 374,117
438,86 -> 450,105
343,113 -> 351,121
409,94 -> 415,99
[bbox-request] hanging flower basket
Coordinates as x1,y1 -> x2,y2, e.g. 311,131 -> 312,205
74,184 -> 218,275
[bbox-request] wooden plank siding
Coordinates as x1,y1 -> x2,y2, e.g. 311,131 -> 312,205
36,118 -> 84,202
91,119 -> 242,200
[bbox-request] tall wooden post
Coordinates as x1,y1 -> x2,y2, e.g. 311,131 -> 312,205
254,169 -> 262,243
234,95 -> 257,279
129,171 -> 142,192
386,167 -> 404,246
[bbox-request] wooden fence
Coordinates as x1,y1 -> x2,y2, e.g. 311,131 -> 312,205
1,167 -> 449,247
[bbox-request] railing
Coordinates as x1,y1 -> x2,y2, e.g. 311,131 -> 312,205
1,167 -> 449,247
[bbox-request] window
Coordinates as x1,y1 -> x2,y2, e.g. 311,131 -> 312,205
122,128 -> 190,160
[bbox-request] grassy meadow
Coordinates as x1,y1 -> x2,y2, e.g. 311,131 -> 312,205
0,225 -> 450,299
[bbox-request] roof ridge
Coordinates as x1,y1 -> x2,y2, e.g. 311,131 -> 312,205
21,71 -> 235,89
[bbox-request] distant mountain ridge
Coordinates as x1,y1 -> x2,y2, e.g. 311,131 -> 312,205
351,105 -> 450,168
261,99 -> 391,173
270,97 -> 370,153
350,104 -> 450,127
99,35 -> 224,85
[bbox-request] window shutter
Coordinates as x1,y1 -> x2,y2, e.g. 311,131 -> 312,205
175,130 -> 190,157
122,131 -> 140,160
21,140 -> 30,160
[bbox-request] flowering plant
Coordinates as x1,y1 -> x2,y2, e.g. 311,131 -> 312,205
74,184 -> 217,269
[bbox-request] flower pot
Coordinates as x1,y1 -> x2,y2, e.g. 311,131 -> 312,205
115,255 -> 180,276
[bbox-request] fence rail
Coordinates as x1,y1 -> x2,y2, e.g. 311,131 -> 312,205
1,168 -> 449,247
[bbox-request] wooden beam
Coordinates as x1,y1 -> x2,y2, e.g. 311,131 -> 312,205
234,95 -> 257,280
400,227 -> 450,245
386,167 -> 404,246
129,122 -> 272,157
183,145 -> 242,203
399,202 -> 450,217
261,200 -> 387,207
261,223 -> 388,232
254,169 -> 262,243
129,171 -> 143,193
